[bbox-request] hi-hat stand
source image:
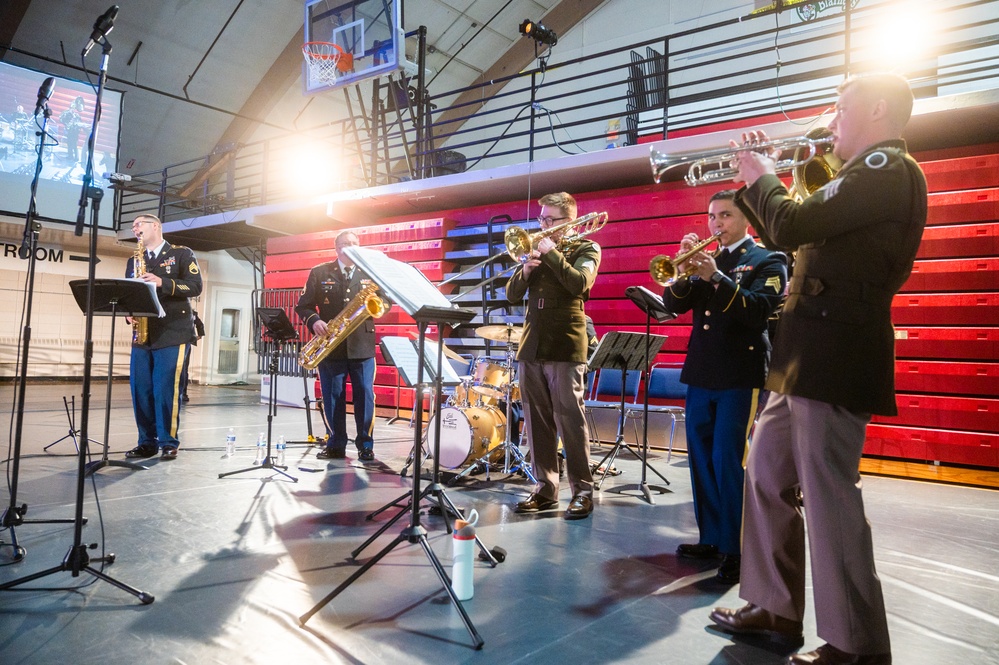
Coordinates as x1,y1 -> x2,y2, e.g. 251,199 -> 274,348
449,332 -> 536,485
589,331 -> 671,495
219,308 -> 298,482
299,245 -> 488,648
68,279 -> 160,476
2,15 -> 154,603
1,85 -> 77,562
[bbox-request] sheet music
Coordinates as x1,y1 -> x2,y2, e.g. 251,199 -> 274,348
380,336 -> 463,387
126,278 -> 167,317
343,246 -> 456,317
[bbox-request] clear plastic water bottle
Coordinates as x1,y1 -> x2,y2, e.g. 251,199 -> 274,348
276,435 -> 286,466
222,428 -> 236,458
451,509 -> 478,601
253,432 -> 267,465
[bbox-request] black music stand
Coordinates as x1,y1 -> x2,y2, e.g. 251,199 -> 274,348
354,337 -> 499,567
298,246 -> 486,649
68,279 -> 160,476
219,308 -> 297,482
588,331 -> 670,492
613,286 -> 676,504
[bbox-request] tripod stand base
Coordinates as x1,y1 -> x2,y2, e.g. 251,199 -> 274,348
607,481 -> 670,505
84,458 -> 148,476
300,524 -> 484,650
218,458 -> 298,482
0,543 -> 155,604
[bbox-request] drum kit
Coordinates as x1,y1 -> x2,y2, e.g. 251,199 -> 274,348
426,323 -> 535,483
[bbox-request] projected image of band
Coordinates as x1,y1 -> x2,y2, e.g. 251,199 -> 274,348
0,61 -> 122,228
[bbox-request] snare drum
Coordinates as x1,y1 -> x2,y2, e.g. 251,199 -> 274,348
471,360 -> 510,401
428,405 -> 506,469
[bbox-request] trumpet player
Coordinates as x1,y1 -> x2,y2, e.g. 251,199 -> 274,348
662,190 -> 787,584
295,231 -> 377,462
124,214 -> 202,461
710,73 -> 927,665
508,192 -> 601,520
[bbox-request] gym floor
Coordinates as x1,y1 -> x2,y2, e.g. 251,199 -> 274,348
1,382 -> 996,664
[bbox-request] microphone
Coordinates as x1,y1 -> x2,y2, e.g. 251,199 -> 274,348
82,5 -> 119,57
33,77 -> 55,117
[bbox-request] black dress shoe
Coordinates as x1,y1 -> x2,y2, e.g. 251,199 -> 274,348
564,494 -> 593,520
715,554 -> 740,584
709,603 -> 803,641
160,447 -> 178,460
125,445 -> 158,459
789,644 -> 891,664
677,543 -> 719,559
317,447 -> 346,460
358,449 -> 375,462
514,493 -> 559,513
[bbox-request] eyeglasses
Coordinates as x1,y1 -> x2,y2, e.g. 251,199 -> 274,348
538,216 -> 569,225
131,220 -> 154,229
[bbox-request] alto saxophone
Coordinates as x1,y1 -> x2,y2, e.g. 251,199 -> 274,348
132,238 -> 149,344
299,281 -> 390,370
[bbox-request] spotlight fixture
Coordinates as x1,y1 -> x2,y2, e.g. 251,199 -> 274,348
519,19 -> 557,47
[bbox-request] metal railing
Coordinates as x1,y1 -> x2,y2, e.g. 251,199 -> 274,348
116,0 -> 999,234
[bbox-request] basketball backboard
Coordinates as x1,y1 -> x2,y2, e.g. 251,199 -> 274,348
304,0 -> 402,93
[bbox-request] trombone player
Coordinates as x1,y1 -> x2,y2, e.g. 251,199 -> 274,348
507,192 -> 601,520
661,189 -> 787,584
709,73 -> 927,665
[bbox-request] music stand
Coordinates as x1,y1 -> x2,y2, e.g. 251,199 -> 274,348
298,246 -> 486,649
588,331 -> 670,493
614,286 -> 676,504
68,278 -> 160,476
219,307 -> 297,482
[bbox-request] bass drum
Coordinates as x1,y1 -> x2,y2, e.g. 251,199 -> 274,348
427,405 -> 506,469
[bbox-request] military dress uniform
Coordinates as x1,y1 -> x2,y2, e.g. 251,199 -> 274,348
663,237 -> 786,563
734,139 -> 927,655
506,237 -> 600,504
127,242 -> 202,456
295,261 -> 377,457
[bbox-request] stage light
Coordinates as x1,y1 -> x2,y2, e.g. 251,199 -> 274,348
519,19 -> 557,47
279,140 -> 339,195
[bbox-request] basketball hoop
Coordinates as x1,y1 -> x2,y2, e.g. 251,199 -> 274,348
302,42 -> 350,86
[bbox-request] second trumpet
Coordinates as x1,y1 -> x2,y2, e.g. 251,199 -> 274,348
650,231 -> 723,286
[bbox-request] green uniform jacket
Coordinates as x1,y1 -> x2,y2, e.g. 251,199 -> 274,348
736,139 -> 927,415
506,238 -> 601,363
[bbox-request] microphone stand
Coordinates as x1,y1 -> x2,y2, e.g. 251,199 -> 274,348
1,101 -> 77,563
1,33 -> 153,604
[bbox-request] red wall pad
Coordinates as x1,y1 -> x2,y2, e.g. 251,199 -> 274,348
865,424 -> 999,468
894,361 -> 999,396
267,218 -> 452,254
874,394 -> 999,433
892,293 -> 999,326
917,223 -> 999,260
921,154 -> 999,193
927,189 -> 999,226
903,258 -> 999,292
894,327 -> 999,361
266,240 -> 449,272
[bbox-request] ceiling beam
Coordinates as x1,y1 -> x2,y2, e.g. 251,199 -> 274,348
430,0 -> 607,135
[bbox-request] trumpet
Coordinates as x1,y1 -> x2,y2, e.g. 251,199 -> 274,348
650,127 -> 839,197
504,211 -> 608,263
649,231 -> 723,287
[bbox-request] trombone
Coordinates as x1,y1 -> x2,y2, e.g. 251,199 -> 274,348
650,127 -> 839,198
503,211 -> 608,263
649,231 -> 722,287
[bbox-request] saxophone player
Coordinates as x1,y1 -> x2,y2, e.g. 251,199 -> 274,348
124,214 -> 203,461
295,231 -> 377,462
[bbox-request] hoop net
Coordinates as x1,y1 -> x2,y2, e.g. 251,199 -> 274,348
302,42 -> 345,86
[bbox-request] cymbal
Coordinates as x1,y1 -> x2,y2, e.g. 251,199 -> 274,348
475,324 -> 524,344
412,334 -> 466,362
